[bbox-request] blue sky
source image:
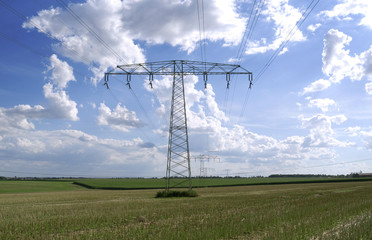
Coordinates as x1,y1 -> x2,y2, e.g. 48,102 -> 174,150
1,0 -> 372,178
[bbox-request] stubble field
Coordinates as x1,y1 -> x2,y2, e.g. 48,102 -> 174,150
0,181 -> 372,239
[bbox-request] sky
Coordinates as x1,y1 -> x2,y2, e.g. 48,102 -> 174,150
1,0 -> 372,178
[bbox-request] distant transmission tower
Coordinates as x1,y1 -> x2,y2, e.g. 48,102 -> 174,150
104,60 -> 252,190
193,153 -> 220,178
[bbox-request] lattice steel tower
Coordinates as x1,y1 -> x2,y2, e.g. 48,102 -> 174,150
104,60 -> 252,190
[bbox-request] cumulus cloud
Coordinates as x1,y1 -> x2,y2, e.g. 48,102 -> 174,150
360,130 -> 372,150
301,114 -> 350,148
145,74 -> 351,171
321,0 -> 372,29
0,128 -> 163,177
322,29 -> 363,83
0,55 -> 78,134
122,0 -> 245,53
23,0 -> 245,84
45,54 -> 75,89
345,126 -> 360,137
301,29 -> 372,94
308,98 -> 336,112
97,103 -> 144,132
43,83 -> 79,121
245,0 -> 306,55
307,23 -> 321,32
301,79 -> 331,95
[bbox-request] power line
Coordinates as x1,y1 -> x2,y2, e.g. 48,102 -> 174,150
0,31 -> 45,58
0,0 -> 95,67
196,0 -> 207,70
235,0 -> 264,64
196,0 -> 204,63
225,0 -> 264,124
54,0 -> 127,64
201,0 -> 207,64
0,30 -> 88,79
238,0 -> 320,122
108,75 -> 158,144
254,0 -> 320,83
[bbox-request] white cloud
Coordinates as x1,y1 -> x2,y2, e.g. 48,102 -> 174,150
301,29 -> 372,94
345,126 -> 360,137
42,55 -> 79,121
245,0 -> 306,55
322,29 -> 363,83
145,74 -> 351,170
360,130 -> 372,150
307,23 -> 321,32
321,0 -> 372,30
301,114 -> 350,148
43,83 -> 79,121
0,128 -> 163,177
360,46 -> 372,94
301,79 -> 331,95
23,0 -> 146,85
0,55 -> 78,133
97,103 -> 144,132
23,0 -> 245,84
308,98 -> 336,112
122,0 -> 245,53
365,82 -> 372,95
45,54 -> 75,89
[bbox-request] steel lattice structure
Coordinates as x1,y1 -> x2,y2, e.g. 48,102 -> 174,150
104,60 -> 252,190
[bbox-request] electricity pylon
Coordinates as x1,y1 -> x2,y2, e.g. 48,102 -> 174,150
193,153 -> 220,178
104,60 -> 252,190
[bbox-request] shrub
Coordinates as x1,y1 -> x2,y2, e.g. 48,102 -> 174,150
155,190 -> 198,198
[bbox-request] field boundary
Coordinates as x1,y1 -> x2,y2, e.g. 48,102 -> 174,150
72,177 -> 372,190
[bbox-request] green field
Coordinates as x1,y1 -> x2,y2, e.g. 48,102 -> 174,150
0,180 -> 82,194
73,177 -> 372,189
1,181 -> 372,239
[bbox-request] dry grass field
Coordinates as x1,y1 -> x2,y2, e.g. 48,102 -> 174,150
0,181 -> 371,239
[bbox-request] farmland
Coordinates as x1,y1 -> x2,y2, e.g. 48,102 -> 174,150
1,180 -> 372,239
0,180 -> 82,194
72,176 -> 372,189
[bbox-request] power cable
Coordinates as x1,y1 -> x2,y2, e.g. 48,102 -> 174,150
226,0 -> 264,124
235,0 -> 263,63
196,0 -> 204,63
0,0 -> 95,67
54,0 -> 127,64
254,0 -> 320,83
129,88 -> 157,131
201,0 -> 207,65
0,31 -> 45,58
109,75 -> 158,144
0,30 -> 87,79
238,0 -> 320,122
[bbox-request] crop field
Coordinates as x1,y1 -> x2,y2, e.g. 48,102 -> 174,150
1,181 -> 372,239
0,180 -> 82,194
73,177 -> 372,189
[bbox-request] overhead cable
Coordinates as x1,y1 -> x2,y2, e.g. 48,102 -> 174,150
254,0 -> 320,83
55,0 -> 127,64
0,0 -> 95,67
